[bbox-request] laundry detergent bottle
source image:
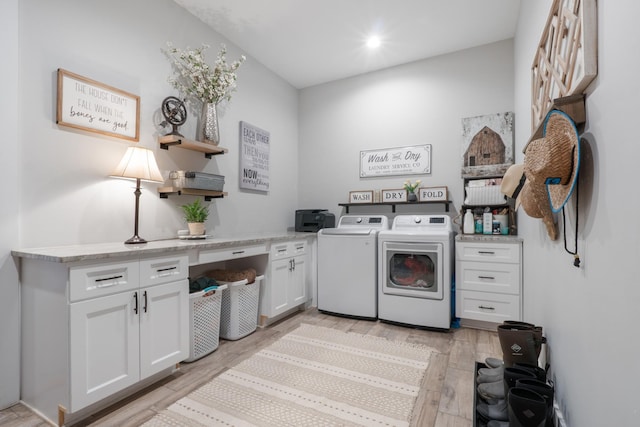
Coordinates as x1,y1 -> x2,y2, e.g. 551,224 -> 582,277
463,209 -> 475,234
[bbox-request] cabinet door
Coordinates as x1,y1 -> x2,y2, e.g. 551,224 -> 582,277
139,280 -> 189,379
289,255 -> 307,306
270,258 -> 291,316
69,291 -> 140,411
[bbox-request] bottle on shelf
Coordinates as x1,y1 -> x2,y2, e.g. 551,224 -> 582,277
463,209 -> 475,234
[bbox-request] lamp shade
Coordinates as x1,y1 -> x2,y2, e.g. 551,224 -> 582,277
111,146 -> 163,182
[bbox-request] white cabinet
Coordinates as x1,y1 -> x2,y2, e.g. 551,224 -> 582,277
260,241 -> 308,324
455,239 -> 523,324
21,254 -> 189,424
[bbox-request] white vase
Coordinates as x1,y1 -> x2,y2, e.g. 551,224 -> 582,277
187,222 -> 206,236
198,102 -> 220,145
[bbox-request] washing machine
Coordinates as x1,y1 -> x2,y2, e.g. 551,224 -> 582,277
377,215 -> 454,329
317,215 -> 389,319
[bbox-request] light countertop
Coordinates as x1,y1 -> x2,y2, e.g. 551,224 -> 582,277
455,234 -> 523,243
11,231 -> 315,263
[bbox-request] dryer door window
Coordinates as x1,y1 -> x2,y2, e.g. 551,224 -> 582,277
382,241 -> 444,300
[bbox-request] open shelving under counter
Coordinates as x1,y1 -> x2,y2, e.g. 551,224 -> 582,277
158,135 -> 228,158
338,200 -> 451,213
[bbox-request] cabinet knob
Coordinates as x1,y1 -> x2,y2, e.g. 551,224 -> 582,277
133,292 -> 138,314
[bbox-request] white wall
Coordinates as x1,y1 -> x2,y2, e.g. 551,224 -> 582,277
17,0 -> 299,249
0,0 -> 21,410
299,40 -> 514,222
514,1 -> 640,425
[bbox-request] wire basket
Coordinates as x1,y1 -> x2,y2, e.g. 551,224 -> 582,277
219,275 -> 263,340
184,284 -> 227,362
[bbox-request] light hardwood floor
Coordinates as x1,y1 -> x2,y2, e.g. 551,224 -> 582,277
0,308 -> 501,427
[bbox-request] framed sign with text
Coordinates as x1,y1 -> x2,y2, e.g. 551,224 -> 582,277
360,144 -> 431,178
56,69 -> 140,141
349,190 -> 373,204
381,189 -> 408,203
419,186 -> 448,202
239,121 -> 270,192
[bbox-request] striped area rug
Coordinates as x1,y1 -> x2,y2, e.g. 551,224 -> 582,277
143,323 -> 434,426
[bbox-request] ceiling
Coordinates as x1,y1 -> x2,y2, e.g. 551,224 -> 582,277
173,0 -> 521,89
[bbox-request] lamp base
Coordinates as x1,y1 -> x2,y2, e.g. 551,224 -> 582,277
124,235 -> 148,245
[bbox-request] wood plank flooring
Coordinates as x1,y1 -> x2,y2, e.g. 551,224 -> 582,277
0,308 -> 501,427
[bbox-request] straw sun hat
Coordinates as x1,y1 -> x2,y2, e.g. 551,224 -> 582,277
521,109 -> 581,240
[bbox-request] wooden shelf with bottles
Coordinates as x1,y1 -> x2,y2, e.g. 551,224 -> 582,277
158,135 -> 228,158
158,187 -> 227,201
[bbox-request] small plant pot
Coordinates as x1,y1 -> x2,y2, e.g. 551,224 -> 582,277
187,222 -> 206,236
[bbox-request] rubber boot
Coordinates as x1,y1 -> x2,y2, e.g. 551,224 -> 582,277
485,357 -> 504,368
508,387 -> 547,427
477,398 -> 508,422
516,378 -> 555,427
514,363 -> 546,382
497,324 -> 539,367
503,321 -> 546,358
503,366 -> 536,401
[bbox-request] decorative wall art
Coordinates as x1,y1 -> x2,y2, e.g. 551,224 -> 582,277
531,0 -> 597,132
381,189 -> 408,203
56,69 -> 140,141
349,191 -> 374,204
239,121 -> 270,192
360,145 -> 431,178
419,186 -> 448,202
461,112 -> 514,178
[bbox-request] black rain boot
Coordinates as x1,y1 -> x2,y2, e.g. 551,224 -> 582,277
503,321 -> 546,359
516,378 -> 555,427
503,366 -> 537,402
514,363 -> 547,382
497,324 -> 539,367
508,387 -> 547,427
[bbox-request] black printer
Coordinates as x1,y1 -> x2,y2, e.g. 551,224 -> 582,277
295,209 -> 335,232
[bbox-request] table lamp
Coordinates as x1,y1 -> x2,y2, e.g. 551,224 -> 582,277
111,146 -> 163,244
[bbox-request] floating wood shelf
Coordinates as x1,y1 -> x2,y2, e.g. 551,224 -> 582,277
527,94 -> 586,150
158,187 -> 227,201
158,135 -> 228,158
338,201 -> 451,214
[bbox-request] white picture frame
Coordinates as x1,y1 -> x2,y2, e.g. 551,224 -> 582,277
349,190 -> 373,203
419,186 -> 448,202
381,189 -> 408,203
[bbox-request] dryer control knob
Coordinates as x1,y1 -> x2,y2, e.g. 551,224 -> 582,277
414,216 -> 422,223
356,217 -> 363,223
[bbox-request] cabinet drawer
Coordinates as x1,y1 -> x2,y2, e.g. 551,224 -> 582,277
140,254 -> 189,287
457,261 -> 520,294
456,241 -> 521,263
198,244 -> 267,264
271,241 -> 306,259
457,290 -> 521,323
70,260 -> 139,302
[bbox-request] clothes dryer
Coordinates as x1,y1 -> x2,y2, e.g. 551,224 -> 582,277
377,215 -> 454,329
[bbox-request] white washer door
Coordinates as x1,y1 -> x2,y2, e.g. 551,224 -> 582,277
381,241 -> 444,300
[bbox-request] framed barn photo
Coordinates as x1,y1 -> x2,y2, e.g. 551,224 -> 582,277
349,190 -> 373,204
56,69 -> 140,141
461,111 -> 514,179
419,186 -> 448,202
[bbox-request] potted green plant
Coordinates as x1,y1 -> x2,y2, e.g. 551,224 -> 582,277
181,199 -> 209,235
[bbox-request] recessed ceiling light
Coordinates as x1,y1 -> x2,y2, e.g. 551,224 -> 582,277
366,36 -> 381,49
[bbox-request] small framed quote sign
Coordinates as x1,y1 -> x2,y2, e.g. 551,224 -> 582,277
349,191 -> 373,204
239,121 -> 270,192
382,189 -> 408,203
56,69 -> 140,141
419,186 -> 448,202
